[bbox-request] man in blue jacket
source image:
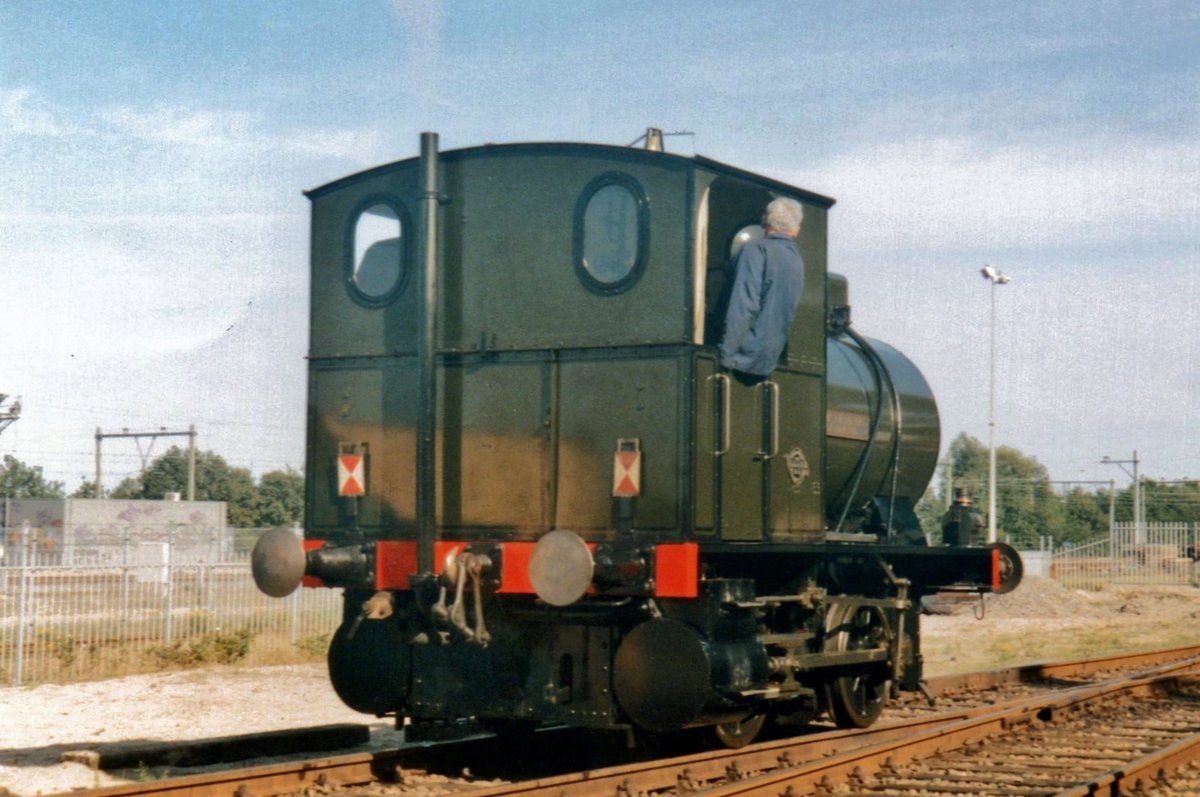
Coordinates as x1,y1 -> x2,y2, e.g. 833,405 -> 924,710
718,197 -> 805,385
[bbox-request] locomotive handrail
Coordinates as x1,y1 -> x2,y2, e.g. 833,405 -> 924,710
711,373 -> 732,457
766,380 -> 781,460
755,380 -> 781,460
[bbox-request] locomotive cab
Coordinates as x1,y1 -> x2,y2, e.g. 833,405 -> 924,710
253,132 -> 1020,747
301,142 -> 932,545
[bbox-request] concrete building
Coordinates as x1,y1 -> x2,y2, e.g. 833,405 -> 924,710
1,497 -> 227,566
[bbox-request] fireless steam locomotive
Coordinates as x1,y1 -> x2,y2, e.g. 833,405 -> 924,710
252,131 -> 1021,748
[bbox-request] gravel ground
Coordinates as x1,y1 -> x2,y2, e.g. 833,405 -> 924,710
0,665 -> 401,796
3,577 -> 1199,796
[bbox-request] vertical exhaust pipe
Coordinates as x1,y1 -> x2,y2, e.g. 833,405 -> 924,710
417,132 -> 440,576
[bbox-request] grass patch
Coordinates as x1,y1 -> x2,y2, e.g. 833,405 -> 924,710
925,625 -> 1148,674
296,633 -> 331,657
38,630 -> 78,669
147,629 -> 253,668
240,633 -> 329,668
922,586 -> 1200,676
6,629 -> 329,686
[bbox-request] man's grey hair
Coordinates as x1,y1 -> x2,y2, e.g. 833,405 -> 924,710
764,197 -> 804,234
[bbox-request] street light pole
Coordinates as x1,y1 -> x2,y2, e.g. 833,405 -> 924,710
981,265 -> 1011,544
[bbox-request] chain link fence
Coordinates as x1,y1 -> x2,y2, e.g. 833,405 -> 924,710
0,525 -> 342,685
1050,522 -> 1199,590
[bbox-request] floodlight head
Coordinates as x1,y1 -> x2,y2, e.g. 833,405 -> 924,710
996,274 -> 1011,284
981,266 -> 996,279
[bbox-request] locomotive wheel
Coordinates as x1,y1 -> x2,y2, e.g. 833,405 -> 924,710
328,613 -> 411,715
823,604 -> 891,729
713,712 -> 766,749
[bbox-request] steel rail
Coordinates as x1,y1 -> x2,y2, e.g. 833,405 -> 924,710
56,753 -> 381,797
430,654 -> 1200,797
697,661 -> 1200,797
922,642 -> 1200,696
1051,733 -> 1200,796
43,646 -> 1200,797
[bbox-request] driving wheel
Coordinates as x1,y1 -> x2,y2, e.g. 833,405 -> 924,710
714,712 -> 766,748
823,603 -> 891,728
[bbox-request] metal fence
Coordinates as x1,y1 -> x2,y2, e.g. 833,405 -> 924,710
0,525 -> 342,686
1050,522 -> 1199,590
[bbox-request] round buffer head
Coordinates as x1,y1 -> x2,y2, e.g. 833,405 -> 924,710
990,542 -> 1025,594
251,527 -> 307,597
528,529 -> 594,606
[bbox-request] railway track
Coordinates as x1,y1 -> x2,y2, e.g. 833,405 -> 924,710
48,644 -> 1200,797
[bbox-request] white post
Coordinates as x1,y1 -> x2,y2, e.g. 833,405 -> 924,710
987,282 -> 998,543
14,522 -> 31,685
980,266 -> 1010,543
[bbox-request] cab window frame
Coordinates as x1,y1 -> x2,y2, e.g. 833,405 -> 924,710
343,194 -> 412,309
572,172 -> 650,296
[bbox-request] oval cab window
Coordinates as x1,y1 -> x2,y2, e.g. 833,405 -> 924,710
348,202 -> 407,306
574,174 -> 648,295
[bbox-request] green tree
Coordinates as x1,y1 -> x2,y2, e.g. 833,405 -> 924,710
119,447 -> 259,527
70,479 -> 100,498
914,485 -> 947,544
109,476 -> 143,500
1060,487 -> 1109,543
0,455 -> 65,498
994,445 -> 1065,547
256,467 -> 304,527
944,433 -> 1067,548
105,448 -> 311,527
1141,479 -> 1200,524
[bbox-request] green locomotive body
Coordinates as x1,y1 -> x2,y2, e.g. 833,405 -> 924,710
253,133 -> 1019,745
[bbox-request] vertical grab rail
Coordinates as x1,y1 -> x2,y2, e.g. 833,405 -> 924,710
710,373 -> 731,457
753,379 -> 782,460
763,380 -> 781,460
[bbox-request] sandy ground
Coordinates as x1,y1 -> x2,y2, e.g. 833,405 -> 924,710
3,577 -> 1200,796
921,576 -> 1200,675
0,665 -> 401,796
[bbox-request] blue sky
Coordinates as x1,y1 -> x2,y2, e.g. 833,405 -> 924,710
1,1 -> 1197,494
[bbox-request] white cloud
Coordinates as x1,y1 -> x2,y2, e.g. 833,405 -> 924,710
0,87 -> 65,136
104,106 -> 261,149
102,105 -> 382,163
278,129 -> 384,162
0,91 -> 320,368
4,239 -> 232,358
